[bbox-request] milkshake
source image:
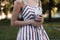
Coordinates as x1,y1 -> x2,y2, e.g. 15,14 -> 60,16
34,7 -> 42,21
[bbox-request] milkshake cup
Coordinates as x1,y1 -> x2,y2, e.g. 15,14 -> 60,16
34,7 -> 42,21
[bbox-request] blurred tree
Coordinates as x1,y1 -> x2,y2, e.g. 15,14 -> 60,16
48,0 -> 54,19
3,1 -> 11,15
42,0 -> 56,20
0,0 -> 1,15
0,1 -> 1,10
56,2 -> 60,12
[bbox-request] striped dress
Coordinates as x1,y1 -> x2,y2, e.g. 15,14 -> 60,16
16,0 -> 50,40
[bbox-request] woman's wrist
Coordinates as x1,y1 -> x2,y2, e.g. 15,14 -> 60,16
24,20 -> 32,25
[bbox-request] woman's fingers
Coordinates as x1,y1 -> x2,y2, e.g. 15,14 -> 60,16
37,17 -> 42,19
39,15 -> 42,17
37,15 -> 43,20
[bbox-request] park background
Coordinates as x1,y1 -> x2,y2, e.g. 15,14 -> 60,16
0,0 -> 60,40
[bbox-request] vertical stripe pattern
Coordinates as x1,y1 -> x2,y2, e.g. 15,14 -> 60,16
17,5 -> 50,40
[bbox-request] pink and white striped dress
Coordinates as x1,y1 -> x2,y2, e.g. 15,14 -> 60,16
16,0 -> 50,40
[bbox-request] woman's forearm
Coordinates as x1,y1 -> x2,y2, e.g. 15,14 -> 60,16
11,20 -> 32,27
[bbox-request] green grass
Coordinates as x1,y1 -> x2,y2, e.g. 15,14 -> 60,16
0,20 -> 18,40
43,22 -> 60,40
0,20 -> 60,40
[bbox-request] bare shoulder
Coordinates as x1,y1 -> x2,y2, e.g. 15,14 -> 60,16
14,0 -> 23,7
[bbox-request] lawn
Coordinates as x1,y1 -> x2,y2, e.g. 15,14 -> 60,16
0,20 -> 60,40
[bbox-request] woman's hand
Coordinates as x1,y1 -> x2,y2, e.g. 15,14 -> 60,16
34,14 -> 43,21
32,14 -> 44,28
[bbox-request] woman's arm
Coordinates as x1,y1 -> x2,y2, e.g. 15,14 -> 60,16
11,0 -> 32,27
11,0 -> 44,27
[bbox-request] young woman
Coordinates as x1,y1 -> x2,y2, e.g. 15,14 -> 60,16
11,0 -> 50,40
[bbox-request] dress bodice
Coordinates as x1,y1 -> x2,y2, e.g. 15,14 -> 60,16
21,0 -> 42,21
